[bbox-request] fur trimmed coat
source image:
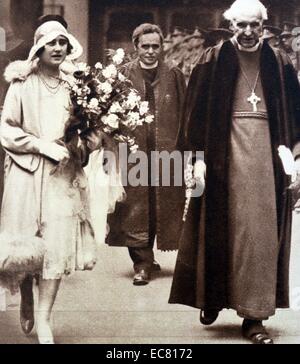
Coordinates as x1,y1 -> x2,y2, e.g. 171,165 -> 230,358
0,61 -> 96,290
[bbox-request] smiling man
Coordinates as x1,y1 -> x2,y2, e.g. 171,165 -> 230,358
169,0 -> 300,344
107,23 -> 186,285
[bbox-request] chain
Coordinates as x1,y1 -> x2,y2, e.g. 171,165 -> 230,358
239,65 -> 260,93
39,73 -> 62,94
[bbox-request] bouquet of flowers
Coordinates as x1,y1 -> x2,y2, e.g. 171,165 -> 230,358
182,158 -> 206,221
64,48 -> 154,153
289,177 -> 300,211
182,163 -> 196,221
278,145 -> 300,211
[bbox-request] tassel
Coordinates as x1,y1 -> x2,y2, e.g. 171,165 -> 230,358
35,222 -> 46,238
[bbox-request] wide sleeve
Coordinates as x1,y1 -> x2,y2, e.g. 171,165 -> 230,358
176,61 -> 212,153
173,67 -> 186,124
0,82 -> 41,172
284,64 -> 300,159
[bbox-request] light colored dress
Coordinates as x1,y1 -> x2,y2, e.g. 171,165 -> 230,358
0,70 -> 96,291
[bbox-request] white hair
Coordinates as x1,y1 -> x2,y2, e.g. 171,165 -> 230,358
223,0 -> 268,21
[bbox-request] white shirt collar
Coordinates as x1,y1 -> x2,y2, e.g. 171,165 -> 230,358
139,60 -> 159,69
231,36 -> 262,52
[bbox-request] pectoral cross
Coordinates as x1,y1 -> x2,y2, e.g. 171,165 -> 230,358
247,91 -> 261,112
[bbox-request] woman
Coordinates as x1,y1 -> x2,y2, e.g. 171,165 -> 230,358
0,20 -> 102,344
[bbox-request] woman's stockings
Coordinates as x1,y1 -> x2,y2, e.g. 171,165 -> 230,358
36,278 -> 61,344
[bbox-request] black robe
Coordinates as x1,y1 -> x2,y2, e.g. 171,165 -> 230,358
106,59 -> 186,251
169,40 -> 300,312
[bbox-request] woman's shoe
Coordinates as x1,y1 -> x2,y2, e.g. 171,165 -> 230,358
20,277 -> 34,335
20,296 -> 34,334
242,319 -> 274,344
20,315 -> 34,335
199,309 -> 219,325
36,321 -> 55,344
38,336 -> 55,344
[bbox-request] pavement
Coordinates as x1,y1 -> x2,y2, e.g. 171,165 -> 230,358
1,213 -> 300,344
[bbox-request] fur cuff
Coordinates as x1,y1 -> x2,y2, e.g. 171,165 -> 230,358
0,232 -> 45,274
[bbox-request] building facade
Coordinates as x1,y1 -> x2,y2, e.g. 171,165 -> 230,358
1,0 -> 300,209
2,0 -> 300,65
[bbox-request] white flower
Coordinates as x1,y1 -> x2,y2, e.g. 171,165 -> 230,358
95,62 -> 103,69
145,115 -> 154,124
107,114 -> 119,129
102,114 -> 119,129
89,98 -> 99,108
99,81 -> 113,95
116,48 -> 125,58
128,91 -> 140,103
126,91 -> 141,109
103,126 -> 112,134
100,94 -> 110,103
76,62 -> 89,72
112,48 -> 125,65
82,86 -> 91,95
112,55 -> 123,65
130,144 -> 139,154
118,72 -> 126,82
139,101 -> 149,116
102,64 -> 118,79
110,101 -> 123,114
128,111 -> 141,125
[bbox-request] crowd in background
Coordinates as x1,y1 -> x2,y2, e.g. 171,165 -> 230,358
162,20 -> 300,83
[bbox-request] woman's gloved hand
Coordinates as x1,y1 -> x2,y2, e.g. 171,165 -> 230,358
38,140 -> 70,163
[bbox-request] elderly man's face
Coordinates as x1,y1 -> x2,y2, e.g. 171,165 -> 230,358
231,13 -> 263,48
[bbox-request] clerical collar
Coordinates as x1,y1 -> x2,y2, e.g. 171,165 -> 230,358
139,60 -> 158,69
231,36 -> 262,53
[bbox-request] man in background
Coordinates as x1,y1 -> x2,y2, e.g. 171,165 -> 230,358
280,21 -> 299,70
107,23 -> 186,285
262,25 -> 281,48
